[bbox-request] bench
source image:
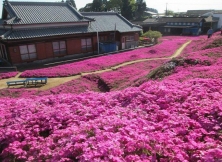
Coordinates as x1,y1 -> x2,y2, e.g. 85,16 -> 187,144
6,78 -> 47,87
25,77 -> 47,87
7,80 -> 27,87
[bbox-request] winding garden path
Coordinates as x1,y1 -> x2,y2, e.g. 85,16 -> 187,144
0,40 -> 192,90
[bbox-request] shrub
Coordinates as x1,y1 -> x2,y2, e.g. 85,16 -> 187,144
142,30 -> 162,43
203,38 -> 222,50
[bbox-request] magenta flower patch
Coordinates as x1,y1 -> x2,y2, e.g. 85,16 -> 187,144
1,79 -> 222,161
20,38 -> 187,78
1,34 -> 222,161
0,71 -> 18,80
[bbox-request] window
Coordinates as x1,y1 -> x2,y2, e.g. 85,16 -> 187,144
126,36 -> 134,41
81,38 -> 92,52
99,36 -> 107,42
179,23 -> 182,25
108,33 -> 115,41
183,22 -> 186,25
52,41 -> 66,55
130,36 -> 134,41
100,36 -> 104,41
19,44 -> 37,60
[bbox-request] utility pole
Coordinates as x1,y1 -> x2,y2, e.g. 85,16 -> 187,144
166,3 -> 168,16
97,28 -> 100,54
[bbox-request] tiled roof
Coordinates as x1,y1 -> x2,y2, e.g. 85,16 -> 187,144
0,29 -> 8,36
0,19 -> 4,25
158,17 -> 203,23
187,10 -> 222,15
81,12 -> 142,33
143,18 -> 159,23
3,1 -> 90,24
1,25 -> 94,40
187,10 -> 214,16
214,10 -> 222,14
204,16 -> 219,22
0,2 -> 141,40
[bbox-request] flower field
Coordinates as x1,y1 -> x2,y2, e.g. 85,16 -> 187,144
1,79 -> 222,161
20,39 -> 187,78
1,34 -> 222,161
45,59 -> 167,94
0,59 -> 167,97
0,71 -> 18,80
166,32 -> 222,82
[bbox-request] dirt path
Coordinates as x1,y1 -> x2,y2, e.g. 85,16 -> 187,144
0,40 -> 192,90
170,40 -> 191,58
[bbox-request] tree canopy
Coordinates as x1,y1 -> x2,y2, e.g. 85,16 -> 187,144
70,0 -> 77,9
135,0 -> 147,20
121,0 -> 133,20
91,0 -> 102,11
142,30 -> 162,43
79,0 -> 157,21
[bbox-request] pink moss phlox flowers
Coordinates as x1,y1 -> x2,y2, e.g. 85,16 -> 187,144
1,78 -> 222,161
0,72 -> 18,80
20,38 -> 187,78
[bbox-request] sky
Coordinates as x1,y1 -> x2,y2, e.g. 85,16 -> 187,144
0,0 -> 222,16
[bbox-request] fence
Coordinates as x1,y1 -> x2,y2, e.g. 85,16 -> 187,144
0,66 -> 17,73
99,42 -> 117,53
125,41 -> 139,49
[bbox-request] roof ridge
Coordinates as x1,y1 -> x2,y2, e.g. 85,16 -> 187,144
66,3 -> 84,20
12,25 -> 89,31
8,1 -> 66,5
0,29 -> 12,39
81,12 -> 118,15
116,13 -> 142,29
4,1 -> 91,24
5,1 -> 21,20
67,4 -> 95,21
4,16 -> 16,24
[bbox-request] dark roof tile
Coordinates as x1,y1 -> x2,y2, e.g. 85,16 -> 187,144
2,25 -> 93,40
158,17 -> 203,23
81,12 -> 141,33
4,1 -> 89,24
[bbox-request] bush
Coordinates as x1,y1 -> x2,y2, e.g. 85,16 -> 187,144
203,38 -> 222,50
142,30 -> 162,43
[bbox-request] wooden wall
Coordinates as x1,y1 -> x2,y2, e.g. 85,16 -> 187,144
67,39 -> 81,54
8,46 -> 21,64
6,31 -> 139,64
7,38 -> 82,64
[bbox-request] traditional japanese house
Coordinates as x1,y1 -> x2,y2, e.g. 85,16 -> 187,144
0,0 -> 142,65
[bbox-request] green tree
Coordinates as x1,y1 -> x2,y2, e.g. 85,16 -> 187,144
79,3 -> 92,12
92,0 -> 102,11
70,0 -> 77,9
166,9 -> 174,16
106,0 -> 122,12
142,30 -> 162,43
121,0 -> 133,20
101,0 -> 108,11
81,0 -> 107,12
135,0 -> 146,20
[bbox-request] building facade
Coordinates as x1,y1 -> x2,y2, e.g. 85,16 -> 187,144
0,1 -> 142,65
